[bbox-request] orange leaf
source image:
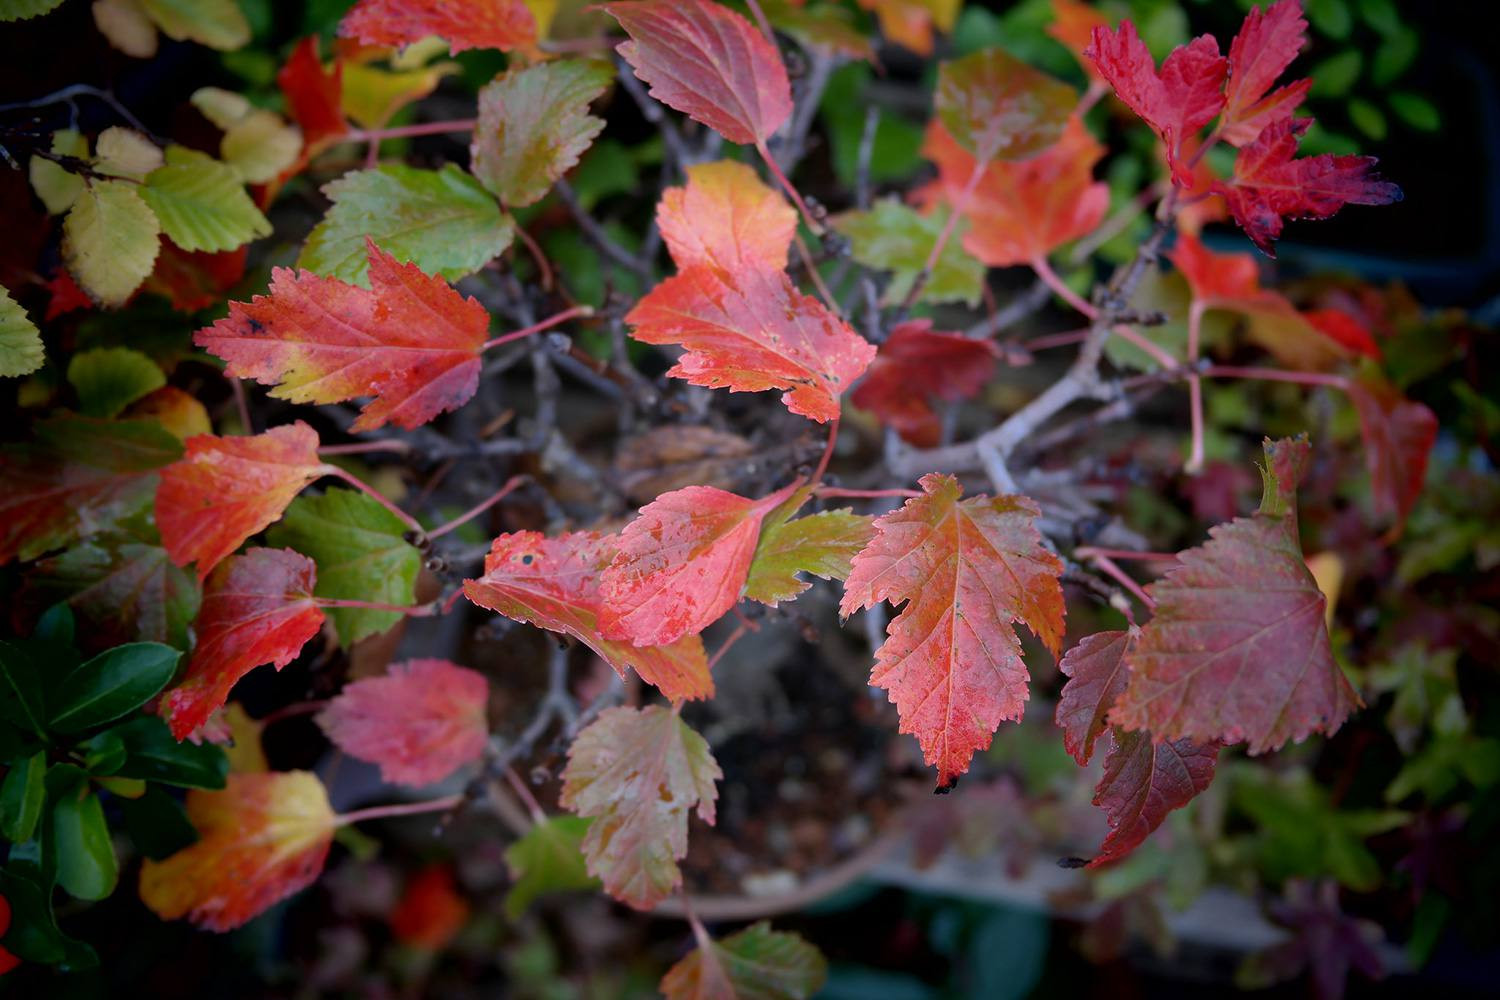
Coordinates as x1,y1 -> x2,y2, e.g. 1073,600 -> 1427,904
163,548 -> 325,740
390,864 -> 470,950
195,239 -> 490,432
463,531 -> 713,701
155,422 -> 327,579
339,0 -> 537,55
1048,0 -> 1111,83
139,771 -> 336,931
317,659 -> 489,787
277,37 -> 348,156
856,0 -> 959,57
840,474 -> 1065,788
600,481 -> 802,647
600,0 -> 791,146
658,161 -> 797,273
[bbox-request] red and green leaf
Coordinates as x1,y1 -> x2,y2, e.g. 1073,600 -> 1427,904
661,921 -> 828,1000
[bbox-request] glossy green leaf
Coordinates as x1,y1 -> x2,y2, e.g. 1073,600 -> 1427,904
0,750 -> 47,842
120,785 -> 199,860
49,642 -> 180,733
266,487 -> 422,646
0,640 -> 48,737
835,200 -> 984,307
503,815 -> 599,918
140,146 -> 272,253
48,770 -> 118,900
106,716 -> 228,789
299,163 -> 514,285
66,346 -> 166,418
0,283 -> 44,378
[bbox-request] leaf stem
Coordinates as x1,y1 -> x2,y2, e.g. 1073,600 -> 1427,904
320,465 -> 427,539
344,118 -> 478,144
1081,551 -> 1156,611
1186,300 -> 1206,474
1074,546 -> 1179,563
315,597 -> 439,616
317,440 -> 413,457
812,415 -> 839,485
259,699 -> 327,726
814,486 -> 921,500
1204,365 -> 1351,391
707,622 -> 752,672
503,766 -> 548,825
427,475 -> 527,540
481,305 -> 594,352
755,138 -> 823,235
335,794 -> 464,827
743,0 -> 776,43
902,159 -> 986,311
1030,254 -> 1097,319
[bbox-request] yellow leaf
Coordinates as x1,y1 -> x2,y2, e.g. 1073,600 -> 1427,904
29,128 -> 87,215
63,180 -> 162,306
92,0 -> 158,58
94,126 -> 163,179
341,60 -> 459,129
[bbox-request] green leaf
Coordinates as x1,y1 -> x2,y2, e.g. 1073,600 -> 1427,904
1307,50 -> 1363,99
48,643 -> 179,733
936,47 -> 1076,162
63,179 -> 162,306
0,0 -> 65,22
119,785 -> 199,860
67,346 -> 166,418
0,640 -> 49,738
140,146 -> 272,253
503,815 -> 599,918
746,491 -> 873,607
661,921 -> 828,1000
822,64 -> 925,189
220,109 -> 302,184
1348,98 -> 1387,141
1389,91 -> 1441,132
35,603 -> 75,647
0,864 -> 68,964
266,487 -> 422,646
1105,266 -> 1229,373
1305,0 -> 1353,39
139,0 -> 249,50
29,129 -> 88,215
1371,27 -> 1418,87
472,58 -> 614,208
835,200 -> 984,307
49,774 -> 118,901
0,282 -> 44,378
299,163 -> 515,285
0,751 -> 47,842
1358,0 -> 1402,36
107,716 -> 228,789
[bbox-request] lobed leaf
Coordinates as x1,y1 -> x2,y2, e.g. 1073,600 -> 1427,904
339,0 -> 537,55
1091,728 -> 1219,867
745,489 -> 874,607
1221,0 -> 1312,147
661,921 -> 829,1000
1347,369 -> 1437,532
277,37 -> 348,157
841,474 -> 1065,788
1055,629 -> 1133,766
559,705 -> 720,910
849,319 -> 999,446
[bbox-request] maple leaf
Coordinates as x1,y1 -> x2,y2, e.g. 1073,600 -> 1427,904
661,921 -> 828,1000
935,47 -> 1078,163
195,239 -> 490,432
1056,628 -> 1133,766
559,705 -> 720,910
1091,728 -> 1219,867
503,815 -> 599,918
162,548 -> 325,740
1221,0 -> 1311,147
840,474 -> 1066,788
1347,370 -> 1437,532
316,659 -> 489,787
1304,309 -> 1380,361
277,37 -> 348,157
471,59 -> 614,209
1111,438 -> 1361,752
339,0 -> 537,55
856,0 -> 959,56
0,415 -> 182,565
138,771 -> 335,931
600,482 -> 802,646
155,423 -> 327,579
600,0 -> 792,147
744,487 -> 874,607
627,266 -> 874,424
463,531 -> 713,701
390,865 -> 469,950
659,160 -> 797,273
850,319 -> 999,446
922,116 -> 1110,267
1215,118 -> 1402,256
1086,22 -> 1227,185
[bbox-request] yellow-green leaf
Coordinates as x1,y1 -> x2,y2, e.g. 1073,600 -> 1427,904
661,921 -> 828,1000
0,0 -> 65,21
140,0 -> 249,50
190,86 -> 252,129
141,146 -> 271,253
94,126 -> 163,179
745,488 -> 873,607
299,163 -> 513,285
63,180 -> 162,306
0,283 -> 44,378
221,110 -> 301,184
67,346 -> 166,418
29,128 -> 87,215
835,199 -> 984,307
93,0 -> 159,58
503,815 -> 599,919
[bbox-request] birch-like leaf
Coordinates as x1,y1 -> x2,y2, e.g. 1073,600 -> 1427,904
140,147 -> 271,253
503,815 -> 599,919
139,0 -> 249,50
0,283 -> 44,378
834,200 -> 984,307
63,180 -> 162,306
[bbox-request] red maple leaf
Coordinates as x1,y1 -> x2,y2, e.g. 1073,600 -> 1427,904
1347,370 -> 1438,532
1304,308 -> 1380,360
599,0 -> 792,147
922,116 -> 1110,268
840,474 -> 1065,788
195,239 -> 490,432
1214,118 -> 1402,256
317,659 -> 489,787
1086,22 -> 1227,185
1092,728 -> 1219,866
0,416 -> 181,565
139,771 -> 336,930
277,37 -> 347,157
1110,438 -> 1361,752
464,531 -> 713,701
155,422 -> 327,579
162,547 -> 325,740
850,320 -> 999,446
339,0 -> 537,55
1056,628 -> 1133,766
627,265 -> 874,424
600,481 -> 802,646
1047,0 -> 1112,84
1221,0 -> 1311,147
